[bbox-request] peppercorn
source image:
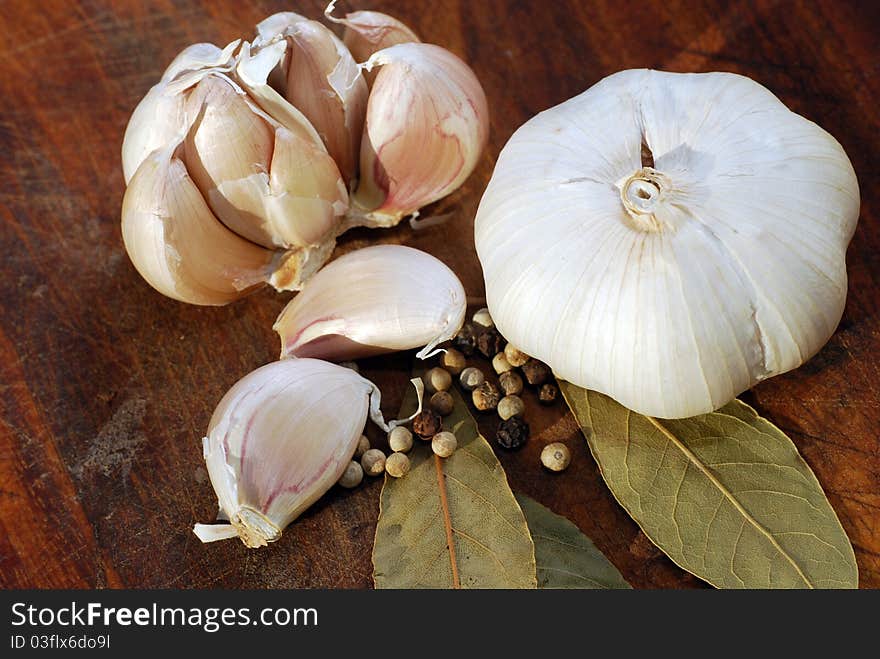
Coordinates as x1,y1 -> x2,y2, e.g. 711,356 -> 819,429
497,395 -> 525,420
425,366 -> 452,393
499,370 -> 523,396
472,307 -> 494,328
476,328 -> 504,358
503,343 -> 530,367
388,426 -> 413,453
430,390 -> 454,416
354,434 -> 370,459
521,359 -> 551,386
338,460 -> 364,488
441,348 -> 467,375
496,417 -> 529,449
361,449 -> 386,476
492,352 -> 513,375
385,452 -> 411,478
412,410 -> 442,439
459,366 -> 485,391
432,431 -> 458,457
538,383 -> 559,405
541,442 -> 571,472
453,323 -> 478,356
472,381 -> 501,412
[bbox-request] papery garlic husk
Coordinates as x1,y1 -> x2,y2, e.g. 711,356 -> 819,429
324,1 -> 420,81
274,244 -> 466,361
121,40 -> 239,184
350,43 -> 489,228
193,359 -> 422,547
475,69 -> 860,419
182,71 -> 347,250
121,141 -> 309,305
254,12 -> 368,184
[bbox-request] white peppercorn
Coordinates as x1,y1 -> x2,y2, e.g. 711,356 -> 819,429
499,370 -> 523,396
425,366 -> 452,393
492,352 -> 513,374
385,452 -> 411,478
441,348 -> 467,375
497,395 -> 525,420
472,307 -> 494,328
459,366 -> 485,391
354,434 -> 370,459
361,449 -> 386,476
432,431 -> 458,457
338,461 -> 363,488
388,426 -> 413,453
430,390 -> 454,416
503,343 -> 530,367
541,443 -> 571,472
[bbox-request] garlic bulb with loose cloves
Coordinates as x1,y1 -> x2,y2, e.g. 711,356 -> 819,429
274,245 -> 466,361
193,358 -> 422,547
475,69 -> 859,419
350,43 -> 490,228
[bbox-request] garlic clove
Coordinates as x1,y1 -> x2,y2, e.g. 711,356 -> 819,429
194,359 -> 423,547
121,142 -> 283,306
274,244 -> 466,361
121,40 -> 240,184
183,73 -> 347,250
475,69 -> 860,419
351,43 -> 489,228
256,12 -> 368,184
324,1 -> 419,83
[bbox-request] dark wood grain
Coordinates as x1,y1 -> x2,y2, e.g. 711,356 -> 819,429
0,0 -> 877,589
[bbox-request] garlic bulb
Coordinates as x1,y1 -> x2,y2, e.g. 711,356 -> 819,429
351,43 -> 489,228
194,359 -> 422,547
274,245 -> 466,360
475,69 -> 859,419
324,1 -> 420,73
254,12 -> 368,184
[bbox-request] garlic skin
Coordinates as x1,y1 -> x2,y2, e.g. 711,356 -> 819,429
255,13 -> 368,184
194,359 -> 421,547
475,69 -> 859,419
324,1 -> 420,72
351,43 -> 489,228
274,245 -> 466,361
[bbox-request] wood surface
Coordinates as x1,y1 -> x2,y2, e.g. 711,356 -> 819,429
0,0 -> 877,589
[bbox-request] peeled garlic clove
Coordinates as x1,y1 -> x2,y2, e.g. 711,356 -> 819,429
324,1 -> 419,79
475,69 -> 860,419
121,142 -> 287,305
352,43 -> 489,228
183,73 -> 347,250
194,359 -> 422,547
121,40 -> 240,184
274,244 -> 466,361
257,13 -> 368,184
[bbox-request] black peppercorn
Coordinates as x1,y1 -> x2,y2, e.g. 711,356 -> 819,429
538,383 -> 559,405
521,359 -> 551,386
412,410 -> 442,439
496,416 -> 529,449
453,323 -> 478,356
476,328 -> 504,359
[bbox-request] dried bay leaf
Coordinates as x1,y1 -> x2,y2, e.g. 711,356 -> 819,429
515,493 -> 631,589
372,371 -> 536,589
559,383 -> 858,589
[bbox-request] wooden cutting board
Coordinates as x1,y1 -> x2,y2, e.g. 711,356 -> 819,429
1,0 -> 877,588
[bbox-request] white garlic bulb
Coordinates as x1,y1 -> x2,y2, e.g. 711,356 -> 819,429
475,69 -> 859,419
274,245 -> 466,361
194,359 -> 421,547
351,43 -> 489,228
